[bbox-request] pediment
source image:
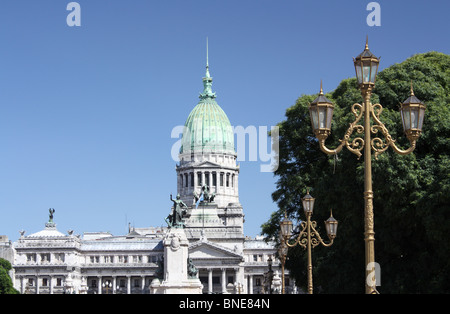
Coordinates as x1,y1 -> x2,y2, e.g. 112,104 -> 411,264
188,241 -> 243,260
196,161 -> 221,168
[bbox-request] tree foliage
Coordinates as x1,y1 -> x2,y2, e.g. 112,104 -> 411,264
0,258 -> 19,294
262,52 -> 450,293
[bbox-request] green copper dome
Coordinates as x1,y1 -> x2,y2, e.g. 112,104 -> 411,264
180,62 -> 235,155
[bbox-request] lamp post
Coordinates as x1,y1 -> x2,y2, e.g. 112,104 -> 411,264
308,38 -> 426,294
277,233 -> 289,294
280,190 -> 337,294
102,280 -> 112,294
264,256 -> 274,294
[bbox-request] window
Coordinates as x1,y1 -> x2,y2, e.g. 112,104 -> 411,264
27,254 -> 36,263
56,278 -> 62,287
190,173 -> 194,187
90,256 -> 100,263
42,278 -> 48,287
226,173 -> 230,187
40,253 -> 50,263
220,173 -> 224,186
91,280 -> 97,288
134,279 -> 140,287
185,173 -> 188,187
197,172 -> 202,186
205,172 -> 210,186
55,253 -> 65,263
212,172 -> 217,186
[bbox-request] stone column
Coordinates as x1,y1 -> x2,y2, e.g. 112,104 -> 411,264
249,275 -> 253,294
234,268 -> 240,293
20,276 -> 24,294
98,276 -> 102,294
221,268 -> 227,294
127,276 -> 131,294
141,276 -> 146,294
194,171 -> 198,188
207,171 -> 211,187
36,276 -> 39,294
112,276 -> 117,294
208,269 -> 213,294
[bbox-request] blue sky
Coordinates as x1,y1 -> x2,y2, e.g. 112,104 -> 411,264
0,0 -> 449,241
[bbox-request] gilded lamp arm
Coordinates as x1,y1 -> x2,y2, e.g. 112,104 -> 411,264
318,103 -> 365,159
318,138 -> 345,155
285,221 -> 307,249
370,103 -> 417,158
309,221 -> 334,248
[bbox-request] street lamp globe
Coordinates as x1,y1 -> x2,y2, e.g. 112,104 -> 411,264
302,190 -> 315,215
325,211 -> 338,240
353,37 -> 380,89
280,214 -> 293,240
309,81 -> 334,140
401,83 -> 426,142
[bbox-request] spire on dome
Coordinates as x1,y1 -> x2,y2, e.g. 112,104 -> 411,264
205,37 -> 210,78
200,37 -> 216,100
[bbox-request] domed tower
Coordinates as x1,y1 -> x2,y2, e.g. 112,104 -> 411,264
176,44 -> 244,241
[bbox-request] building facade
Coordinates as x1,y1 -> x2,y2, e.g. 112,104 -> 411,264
9,54 -> 295,294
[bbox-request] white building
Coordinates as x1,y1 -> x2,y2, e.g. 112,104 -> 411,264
9,53 -> 295,294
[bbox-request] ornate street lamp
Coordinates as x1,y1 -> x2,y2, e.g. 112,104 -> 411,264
279,210 -> 293,294
302,189 -> 316,214
280,211 -> 294,240
353,37 -> 380,90
281,190 -> 337,294
310,39 -> 426,294
102,280 -> 112,294
325,211 -> 338,240
263,256 -> 274,294
309,81 -> 335,141
400,82 -> 426,142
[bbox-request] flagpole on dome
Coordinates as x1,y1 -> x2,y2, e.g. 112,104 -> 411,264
200,37 -> 216,100
206,37 -> 210,78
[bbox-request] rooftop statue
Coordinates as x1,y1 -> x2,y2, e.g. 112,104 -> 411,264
165,194 -> 187,228
193,185 -> 216,205
48,208 -> 55,223
187,258 -> 199,279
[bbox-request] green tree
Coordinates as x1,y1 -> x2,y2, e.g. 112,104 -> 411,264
262,52 -> 450,294
0,258 -> 19,294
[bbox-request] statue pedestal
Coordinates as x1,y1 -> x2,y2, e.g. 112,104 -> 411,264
185,202 -> 222,227
150,228 -> 203,294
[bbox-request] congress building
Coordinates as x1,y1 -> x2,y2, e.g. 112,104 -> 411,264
6,54 -> 296,294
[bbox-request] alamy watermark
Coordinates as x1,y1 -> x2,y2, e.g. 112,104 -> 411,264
171,125 -> 279,173
366,262 -> 381,288
366,2 -> 381,27
66,2 -> 81,27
